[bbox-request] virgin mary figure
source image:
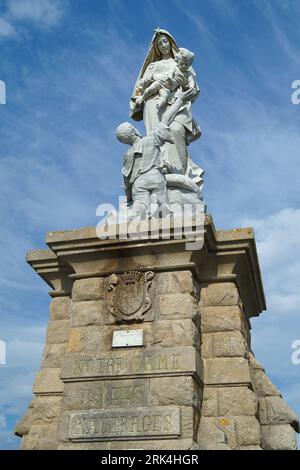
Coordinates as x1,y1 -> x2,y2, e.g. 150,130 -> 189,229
130,28 -> 203,188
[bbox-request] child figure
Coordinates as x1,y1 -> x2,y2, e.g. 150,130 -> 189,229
116,89 -> 194,220
135,48 -> 196,110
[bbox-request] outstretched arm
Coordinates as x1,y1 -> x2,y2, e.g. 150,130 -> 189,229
162,89 -> 195,126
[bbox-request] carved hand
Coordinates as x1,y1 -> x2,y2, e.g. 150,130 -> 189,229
178,88 -> 196,103
135,96 -> 144,106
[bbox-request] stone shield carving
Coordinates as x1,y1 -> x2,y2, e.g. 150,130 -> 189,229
107,271 -> 154,323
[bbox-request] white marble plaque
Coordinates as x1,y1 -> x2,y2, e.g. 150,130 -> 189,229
112,329 -> 144,348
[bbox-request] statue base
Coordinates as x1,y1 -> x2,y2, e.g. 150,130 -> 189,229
15,215 -> 299,450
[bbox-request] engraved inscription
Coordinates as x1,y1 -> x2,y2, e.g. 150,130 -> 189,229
107,382 -> 147,406
61,347 -> 202,382
72,352 -> 180,377
63,379 -> 149,410
68,406 -> 180,440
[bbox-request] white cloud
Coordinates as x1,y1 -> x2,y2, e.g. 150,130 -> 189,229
244,208 -> 300,430
0,17 -> 16,38
0,0 -> 68,41
7,0 -> 68,27
244,208 -> 300,313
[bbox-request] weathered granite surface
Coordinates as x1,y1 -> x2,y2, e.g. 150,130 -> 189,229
15,216 -> 299,450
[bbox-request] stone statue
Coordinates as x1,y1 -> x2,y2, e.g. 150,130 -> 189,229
114,28 -> 205,221
130,28 -> 203,185
116,89 -> 195,220
135,48 -> 196,112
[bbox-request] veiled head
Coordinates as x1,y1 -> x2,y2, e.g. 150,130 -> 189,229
155,34 -> 172,58
129,28 -> 179,121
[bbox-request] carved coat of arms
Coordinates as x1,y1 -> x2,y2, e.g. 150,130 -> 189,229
107,271 -> 154,323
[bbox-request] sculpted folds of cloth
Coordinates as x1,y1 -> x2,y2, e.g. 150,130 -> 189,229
116,28 -> 205,219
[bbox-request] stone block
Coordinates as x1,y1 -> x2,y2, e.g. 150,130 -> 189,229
201,387 -> 257,417
181,406 -> 196,439
202,331 -> 246,358
41,343 -> 66,368
215,417 -> 237,448
81,325 -> 107,353
67,329 -> 82,353
159,293 -> 197,319
213,331 -> 247,357
200,306 -> 243,333
50,297 -> 71,321
61,347 -> 202,382
14,400 -> 34,437
150,377 -> 197,407
261,424 -> 297,450
57,412 -> 70,443
46,320 -> 70,344
67,406 -> 181,441
105,379 -> 150,408
33,368 -> 64,394
147,321 -> 173,348
199,282 -> 240,307
30,396 -> 62,425
156,271 -> 195,295
197,416 -> 235,449
250,369 -> 281,397
218,387 -> 258,416
201,387 -> 218,417
171,319 -> 198,348
71,300 -> 104,327
62,379 -> 151,411
147,319 -> 198,349
235,416 -> 261,446
21,423 -> 58,450
259,397 -> 299,431
249,352 -> 264,370
203,357 -> 251,385
20,435 -> 31,450
201,333 -> 213,358
62,381 -> 104,411
72,277 -> 105,301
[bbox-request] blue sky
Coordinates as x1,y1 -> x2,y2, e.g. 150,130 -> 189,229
0,0 -> 299,450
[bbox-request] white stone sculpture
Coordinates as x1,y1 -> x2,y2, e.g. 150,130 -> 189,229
135,48 -> 196,112
116,28 -> 205,219
116,89 -> 195,220
130,28 -> 202,179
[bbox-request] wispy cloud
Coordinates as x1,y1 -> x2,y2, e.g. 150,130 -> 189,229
0,0 -> 68,41
243,208 -> 300,441
7,0 -> 68,27
0,17 -> 16,38
253,0 -> 300,66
